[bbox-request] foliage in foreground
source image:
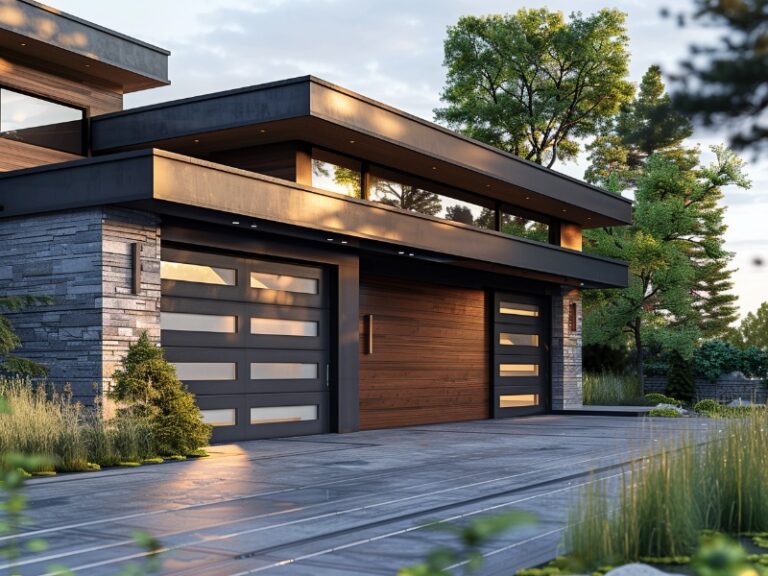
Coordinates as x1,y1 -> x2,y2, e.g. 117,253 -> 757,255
566,410 -> 768,568
110,332 -> 211,456
398,512 -> 535,576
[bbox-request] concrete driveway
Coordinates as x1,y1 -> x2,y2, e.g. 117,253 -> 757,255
5,415 -> 714,576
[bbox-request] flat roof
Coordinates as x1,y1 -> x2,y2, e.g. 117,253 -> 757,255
0,149 -> 629,288
0,0 -> 169,91
91,76 -> 632,228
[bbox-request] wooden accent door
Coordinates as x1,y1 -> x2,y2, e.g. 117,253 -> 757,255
359,276 -> 489,430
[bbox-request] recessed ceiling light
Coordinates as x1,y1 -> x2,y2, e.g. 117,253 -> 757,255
250,223 -> 259,228
587,217 -> 592,221
327,238 -> 334,241
349,140 -> 355,144
562,209 -> 567,213
525,196 -> 530,200
340,240 -> 348,244
408,253 -> 415,257
397,251 -> 405,255
193,139 -> 200,143
232,220 -> 240,225
485,184 -> 491,188
19,42 -> 26,47
85,64 -> 90,68
431,166 -> 437,170
259,129 -> 266,133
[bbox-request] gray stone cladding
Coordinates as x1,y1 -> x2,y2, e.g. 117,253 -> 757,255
0,207 -> 160,403
551,287 -> 583,410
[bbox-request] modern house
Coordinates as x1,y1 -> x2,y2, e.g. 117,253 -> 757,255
0,0 -> 631,441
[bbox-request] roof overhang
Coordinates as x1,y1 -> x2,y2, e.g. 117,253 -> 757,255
0,0 -> 169,92
91,76 -> 632,228
0,149 -> 629,288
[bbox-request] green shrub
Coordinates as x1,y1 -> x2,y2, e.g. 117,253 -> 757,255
665,351 -> 695,403
695,340 -> 741,381
583,372 -> 644,405
644,392 -> 682,406
112,413 -> 155,463
648,407 -> 682,417
694,399 -> 722,415
741,346 -> 768,380
110,333 -> 211,456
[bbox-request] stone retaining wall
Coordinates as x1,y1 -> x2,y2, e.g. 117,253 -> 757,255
646,375 -> 767,404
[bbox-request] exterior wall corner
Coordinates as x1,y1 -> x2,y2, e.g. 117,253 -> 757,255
551,286 -> 582,410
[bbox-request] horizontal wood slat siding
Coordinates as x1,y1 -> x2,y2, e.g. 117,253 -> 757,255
0,139 -> 81,172
359,276 -> 489,430
0,57 -> 123,116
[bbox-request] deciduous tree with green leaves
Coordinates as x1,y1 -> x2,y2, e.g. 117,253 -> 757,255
435,8 -> 634,168
584,147 -> 749,386
730,302 -> 768,349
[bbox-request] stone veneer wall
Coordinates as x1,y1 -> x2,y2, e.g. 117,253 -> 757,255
551,287 -> 582,409
0,207 -> 161,403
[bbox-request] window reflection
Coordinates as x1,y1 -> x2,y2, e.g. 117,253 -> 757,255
501,209 -> 549,242
369,166 -> 493,229
311,148 -> 361,198
0,88 -> 83,154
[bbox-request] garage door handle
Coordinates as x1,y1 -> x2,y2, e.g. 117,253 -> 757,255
366,314 -> 374,355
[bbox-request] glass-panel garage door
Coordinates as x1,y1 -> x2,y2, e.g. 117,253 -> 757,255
160,246 -> 329,442
492,292 -> 548,417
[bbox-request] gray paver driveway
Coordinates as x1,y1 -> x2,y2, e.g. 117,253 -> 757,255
5,415 -> 716,576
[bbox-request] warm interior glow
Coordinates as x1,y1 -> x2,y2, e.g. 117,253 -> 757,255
499,333 -> 539,346
250,363 -> 318,380
161,312 -> 237,333
250,317 -> 318,337
499,394 -> 539,408
499,302 -> 539,317
250,272 -> 318,294
201,408 -> 236,427
173,362 -> 237,381
161,261 -> 236,286
499,364 -> 539,377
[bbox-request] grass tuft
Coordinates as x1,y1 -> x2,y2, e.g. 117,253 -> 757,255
583,372 -> 645,406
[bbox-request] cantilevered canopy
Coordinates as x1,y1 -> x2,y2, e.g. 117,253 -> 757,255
0,149 -> 629,288
0,0 -> 169,92
90,76 -> 632,228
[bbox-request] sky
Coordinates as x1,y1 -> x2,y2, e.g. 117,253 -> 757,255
48,0 -> 768,320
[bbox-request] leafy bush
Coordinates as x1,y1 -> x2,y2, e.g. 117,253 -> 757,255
583,372 -> 644,405
665,351 -> 695,402
741,346 -> 768,380
695,340 -> 742,381
648,407 -> 682,417
567,410 -> 768,567
110,332 -> 211,455
644,392 -> 682,406
694,399 -> 722,415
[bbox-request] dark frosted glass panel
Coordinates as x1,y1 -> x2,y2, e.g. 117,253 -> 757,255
174,362 -> 237,381
250,363 -> 318,380
250,405 -> 318,424
161,312 -> 236,333
201,409 -> 236,426
250,317 -> 318,337
0,88 -> 83,154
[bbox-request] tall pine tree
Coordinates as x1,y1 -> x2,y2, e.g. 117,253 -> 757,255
585,66 -> 742,352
